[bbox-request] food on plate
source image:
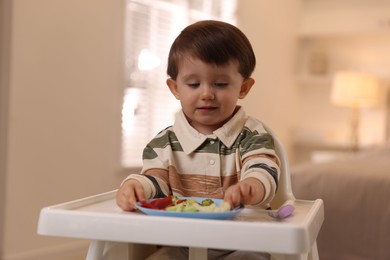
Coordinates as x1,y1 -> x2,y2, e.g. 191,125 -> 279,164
139,196 -> 231,213
139,196 -> 173,210
199,198 -> 214,206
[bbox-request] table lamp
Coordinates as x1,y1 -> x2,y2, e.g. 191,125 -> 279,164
331,71 -> 381,151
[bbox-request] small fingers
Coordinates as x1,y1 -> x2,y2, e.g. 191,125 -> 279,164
238,182 -> 253,204
116,189 -> 131,211
224,181 -> 259,207
134,184 -> 146,204
125,190 -> 138,211
224,185 -> 242,208
116,181 -> 145,211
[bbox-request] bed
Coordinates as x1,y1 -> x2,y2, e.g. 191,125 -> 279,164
290,145 -> 390,260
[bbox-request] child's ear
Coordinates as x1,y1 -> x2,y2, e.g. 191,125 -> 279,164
239,77 -> 255,99
166,78 -> 180,99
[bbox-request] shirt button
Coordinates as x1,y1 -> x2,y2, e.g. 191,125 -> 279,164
210,160 -> 215,165
210,140 -> 215,144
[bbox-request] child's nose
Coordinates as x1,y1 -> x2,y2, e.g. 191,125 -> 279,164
200,85 -> 215,100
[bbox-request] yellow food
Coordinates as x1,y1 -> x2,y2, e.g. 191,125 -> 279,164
165,198 -> 231,213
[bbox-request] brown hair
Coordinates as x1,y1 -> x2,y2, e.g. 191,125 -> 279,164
167,20 -> 256,80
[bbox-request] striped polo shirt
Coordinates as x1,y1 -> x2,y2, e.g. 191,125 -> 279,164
125,106 -> 280,207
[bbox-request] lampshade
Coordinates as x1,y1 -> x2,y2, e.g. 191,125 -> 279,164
331,71 -> 380,108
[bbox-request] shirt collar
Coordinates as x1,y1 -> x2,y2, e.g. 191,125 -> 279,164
173,107 -> 248,154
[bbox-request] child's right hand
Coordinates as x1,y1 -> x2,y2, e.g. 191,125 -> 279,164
116,179 -> 146,211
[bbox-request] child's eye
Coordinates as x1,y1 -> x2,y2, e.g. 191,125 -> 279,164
187,83 -> 200,88
214,82 -> 228,87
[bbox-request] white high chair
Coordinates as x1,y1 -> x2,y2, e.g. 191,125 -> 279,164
263,124 -> 322,260
264,124 -> 296,209
37,124 -> 324,260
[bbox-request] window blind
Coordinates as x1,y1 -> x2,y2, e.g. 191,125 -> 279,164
122,0 -> 237,168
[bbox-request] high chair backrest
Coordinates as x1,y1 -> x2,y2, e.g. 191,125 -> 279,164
262,123 -> 295,208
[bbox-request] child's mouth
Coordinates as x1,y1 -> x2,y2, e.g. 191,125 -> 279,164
197,106 -> 217,112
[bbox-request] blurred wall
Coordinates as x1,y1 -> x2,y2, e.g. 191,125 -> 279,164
1,0 -> 125,259
1,0 -> 12,256
237,0 -> 301,160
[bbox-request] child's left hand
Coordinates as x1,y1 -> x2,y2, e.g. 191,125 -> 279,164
223,177 -> 265,208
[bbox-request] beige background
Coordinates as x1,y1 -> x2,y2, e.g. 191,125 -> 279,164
1,0 -> 389,259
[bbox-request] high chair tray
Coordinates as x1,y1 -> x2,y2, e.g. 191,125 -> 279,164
37,190 -> 323,255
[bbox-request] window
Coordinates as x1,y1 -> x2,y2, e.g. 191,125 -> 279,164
122,0 -> 237,168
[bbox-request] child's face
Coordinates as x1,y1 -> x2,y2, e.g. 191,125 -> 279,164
167,57 -> 254,134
